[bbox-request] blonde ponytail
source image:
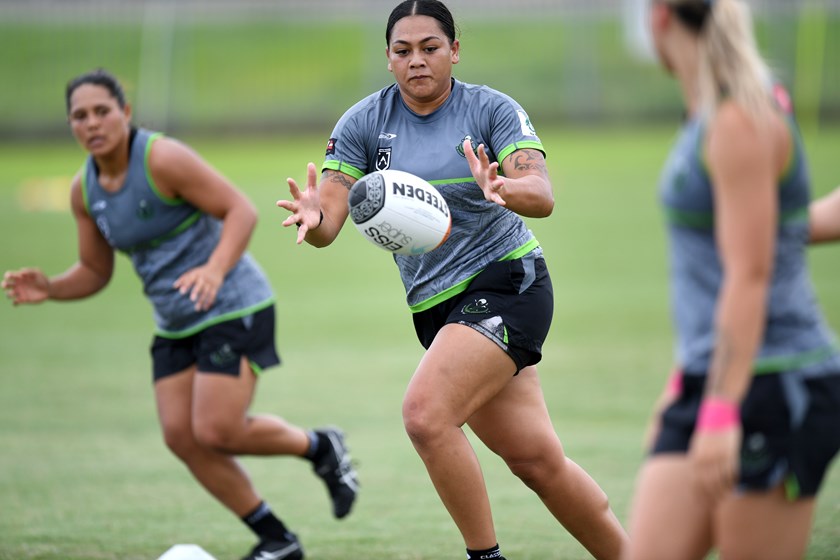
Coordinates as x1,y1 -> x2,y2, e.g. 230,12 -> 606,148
700,0 -> 773,117
668,0 -> 774,119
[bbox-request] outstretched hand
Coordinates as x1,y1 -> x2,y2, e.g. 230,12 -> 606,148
277,162 -> 321,244
2,268 -> 50,305
463,139 -> 506,207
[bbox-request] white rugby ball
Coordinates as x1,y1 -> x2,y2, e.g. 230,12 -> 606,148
348,169 -> 451,256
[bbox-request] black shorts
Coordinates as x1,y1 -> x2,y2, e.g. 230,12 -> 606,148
150,305 -> 281,381
653,372 -> 840,498
412,253 -> 553,373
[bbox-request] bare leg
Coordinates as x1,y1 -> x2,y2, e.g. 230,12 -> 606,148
469,366 -> 629,560
624,456 -> 713,560
716,485 -> 815,560
154,359 -> 309,516
402,324 -> 520,550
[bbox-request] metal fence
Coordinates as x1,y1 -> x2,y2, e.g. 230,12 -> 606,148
1,0 -> 838,138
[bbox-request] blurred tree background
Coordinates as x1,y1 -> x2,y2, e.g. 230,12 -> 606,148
1,0 -> 838,140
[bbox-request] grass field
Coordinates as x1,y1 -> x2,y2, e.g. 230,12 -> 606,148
1,126 -> 839,560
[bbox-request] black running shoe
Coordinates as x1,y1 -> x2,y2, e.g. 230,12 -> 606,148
313,427 -> 359,519
240,534 -> 304,560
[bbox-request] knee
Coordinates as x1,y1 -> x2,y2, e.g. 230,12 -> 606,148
193,419 -> 240,453
506,454 -> 556,490
161,424 -> 197,461
504,445 -> 571,493
402,397 -> 444,448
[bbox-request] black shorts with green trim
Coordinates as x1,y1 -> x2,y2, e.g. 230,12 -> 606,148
412,253 -> 553,374
150,305 -> 281,381
653,371 -> 840,498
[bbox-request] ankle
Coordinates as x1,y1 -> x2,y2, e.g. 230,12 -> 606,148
466,543 -> 505,559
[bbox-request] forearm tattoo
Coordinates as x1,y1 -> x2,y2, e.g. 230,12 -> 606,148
324,169 -> 354,190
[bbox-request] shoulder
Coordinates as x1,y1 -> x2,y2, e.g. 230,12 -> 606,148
707,101 -> 786,169
339,84 -> 399,122
69,171 -> 88,216
456,80 -> 518,106
146,134 -> 202,171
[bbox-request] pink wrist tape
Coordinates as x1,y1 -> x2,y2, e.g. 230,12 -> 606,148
665,369 -> 683,398
696,397 -> 740,432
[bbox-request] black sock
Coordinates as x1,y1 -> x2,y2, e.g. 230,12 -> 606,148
467,544 -> 504,560
241,501 -> 290,541
304,429 -> 329,463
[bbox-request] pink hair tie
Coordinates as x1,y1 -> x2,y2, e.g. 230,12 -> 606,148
665,369 -> 683,398
696,397 -> 740,432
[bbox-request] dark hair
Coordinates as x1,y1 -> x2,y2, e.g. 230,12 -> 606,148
65,68 -> 126,114
385,0 -> 458,45
672,0 -> 715,32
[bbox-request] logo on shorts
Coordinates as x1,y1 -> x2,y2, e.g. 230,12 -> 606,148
462,298 -> 490,314
740,432 -> 772,473
209,343 -> 237,368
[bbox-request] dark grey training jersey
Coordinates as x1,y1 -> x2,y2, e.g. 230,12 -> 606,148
659,85 -> 840,377
324,78 -> 544,311
82,128 -> 274,337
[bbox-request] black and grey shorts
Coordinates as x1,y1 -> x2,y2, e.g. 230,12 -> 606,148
412,252 -> 553,374
653,371 -> 840,499
150,305 -> 281,381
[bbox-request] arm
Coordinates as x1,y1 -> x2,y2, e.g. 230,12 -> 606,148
692,101 -> 780,497
277,163 -> 353,248
809,185 -> 840,244
463,140 -> 554,218
2,175 -> 114,304
149,137 -> 257,311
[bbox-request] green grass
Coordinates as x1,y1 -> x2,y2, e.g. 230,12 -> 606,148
1,126 -> 839,559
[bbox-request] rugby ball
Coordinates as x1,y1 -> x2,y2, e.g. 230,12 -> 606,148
348,169 -> 451,256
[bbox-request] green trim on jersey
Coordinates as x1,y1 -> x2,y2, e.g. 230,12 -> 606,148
123,210 -> 202,255
429,177 -> 472,186
687,113 -> 802,227
664,208 -> 714,229
665,205 -> 808,229
409,238 -> 540,313
154,296 -> 276,339
497,141 -> 545,165
778,115 -> 803,190
322,160 -> 365,180
144,133 -> 183,206
753,343 -> 840,374
80,165 -> 90,213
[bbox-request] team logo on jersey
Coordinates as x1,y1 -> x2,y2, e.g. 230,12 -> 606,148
456,135 -> 479,158
325,137 -> 337,156
96,215 -> 113,244
517,110 -> 537,137
136,199 -> 154,220
376,147 -> 391,171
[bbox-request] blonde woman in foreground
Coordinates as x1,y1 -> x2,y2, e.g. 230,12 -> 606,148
625,1 -> 840,559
